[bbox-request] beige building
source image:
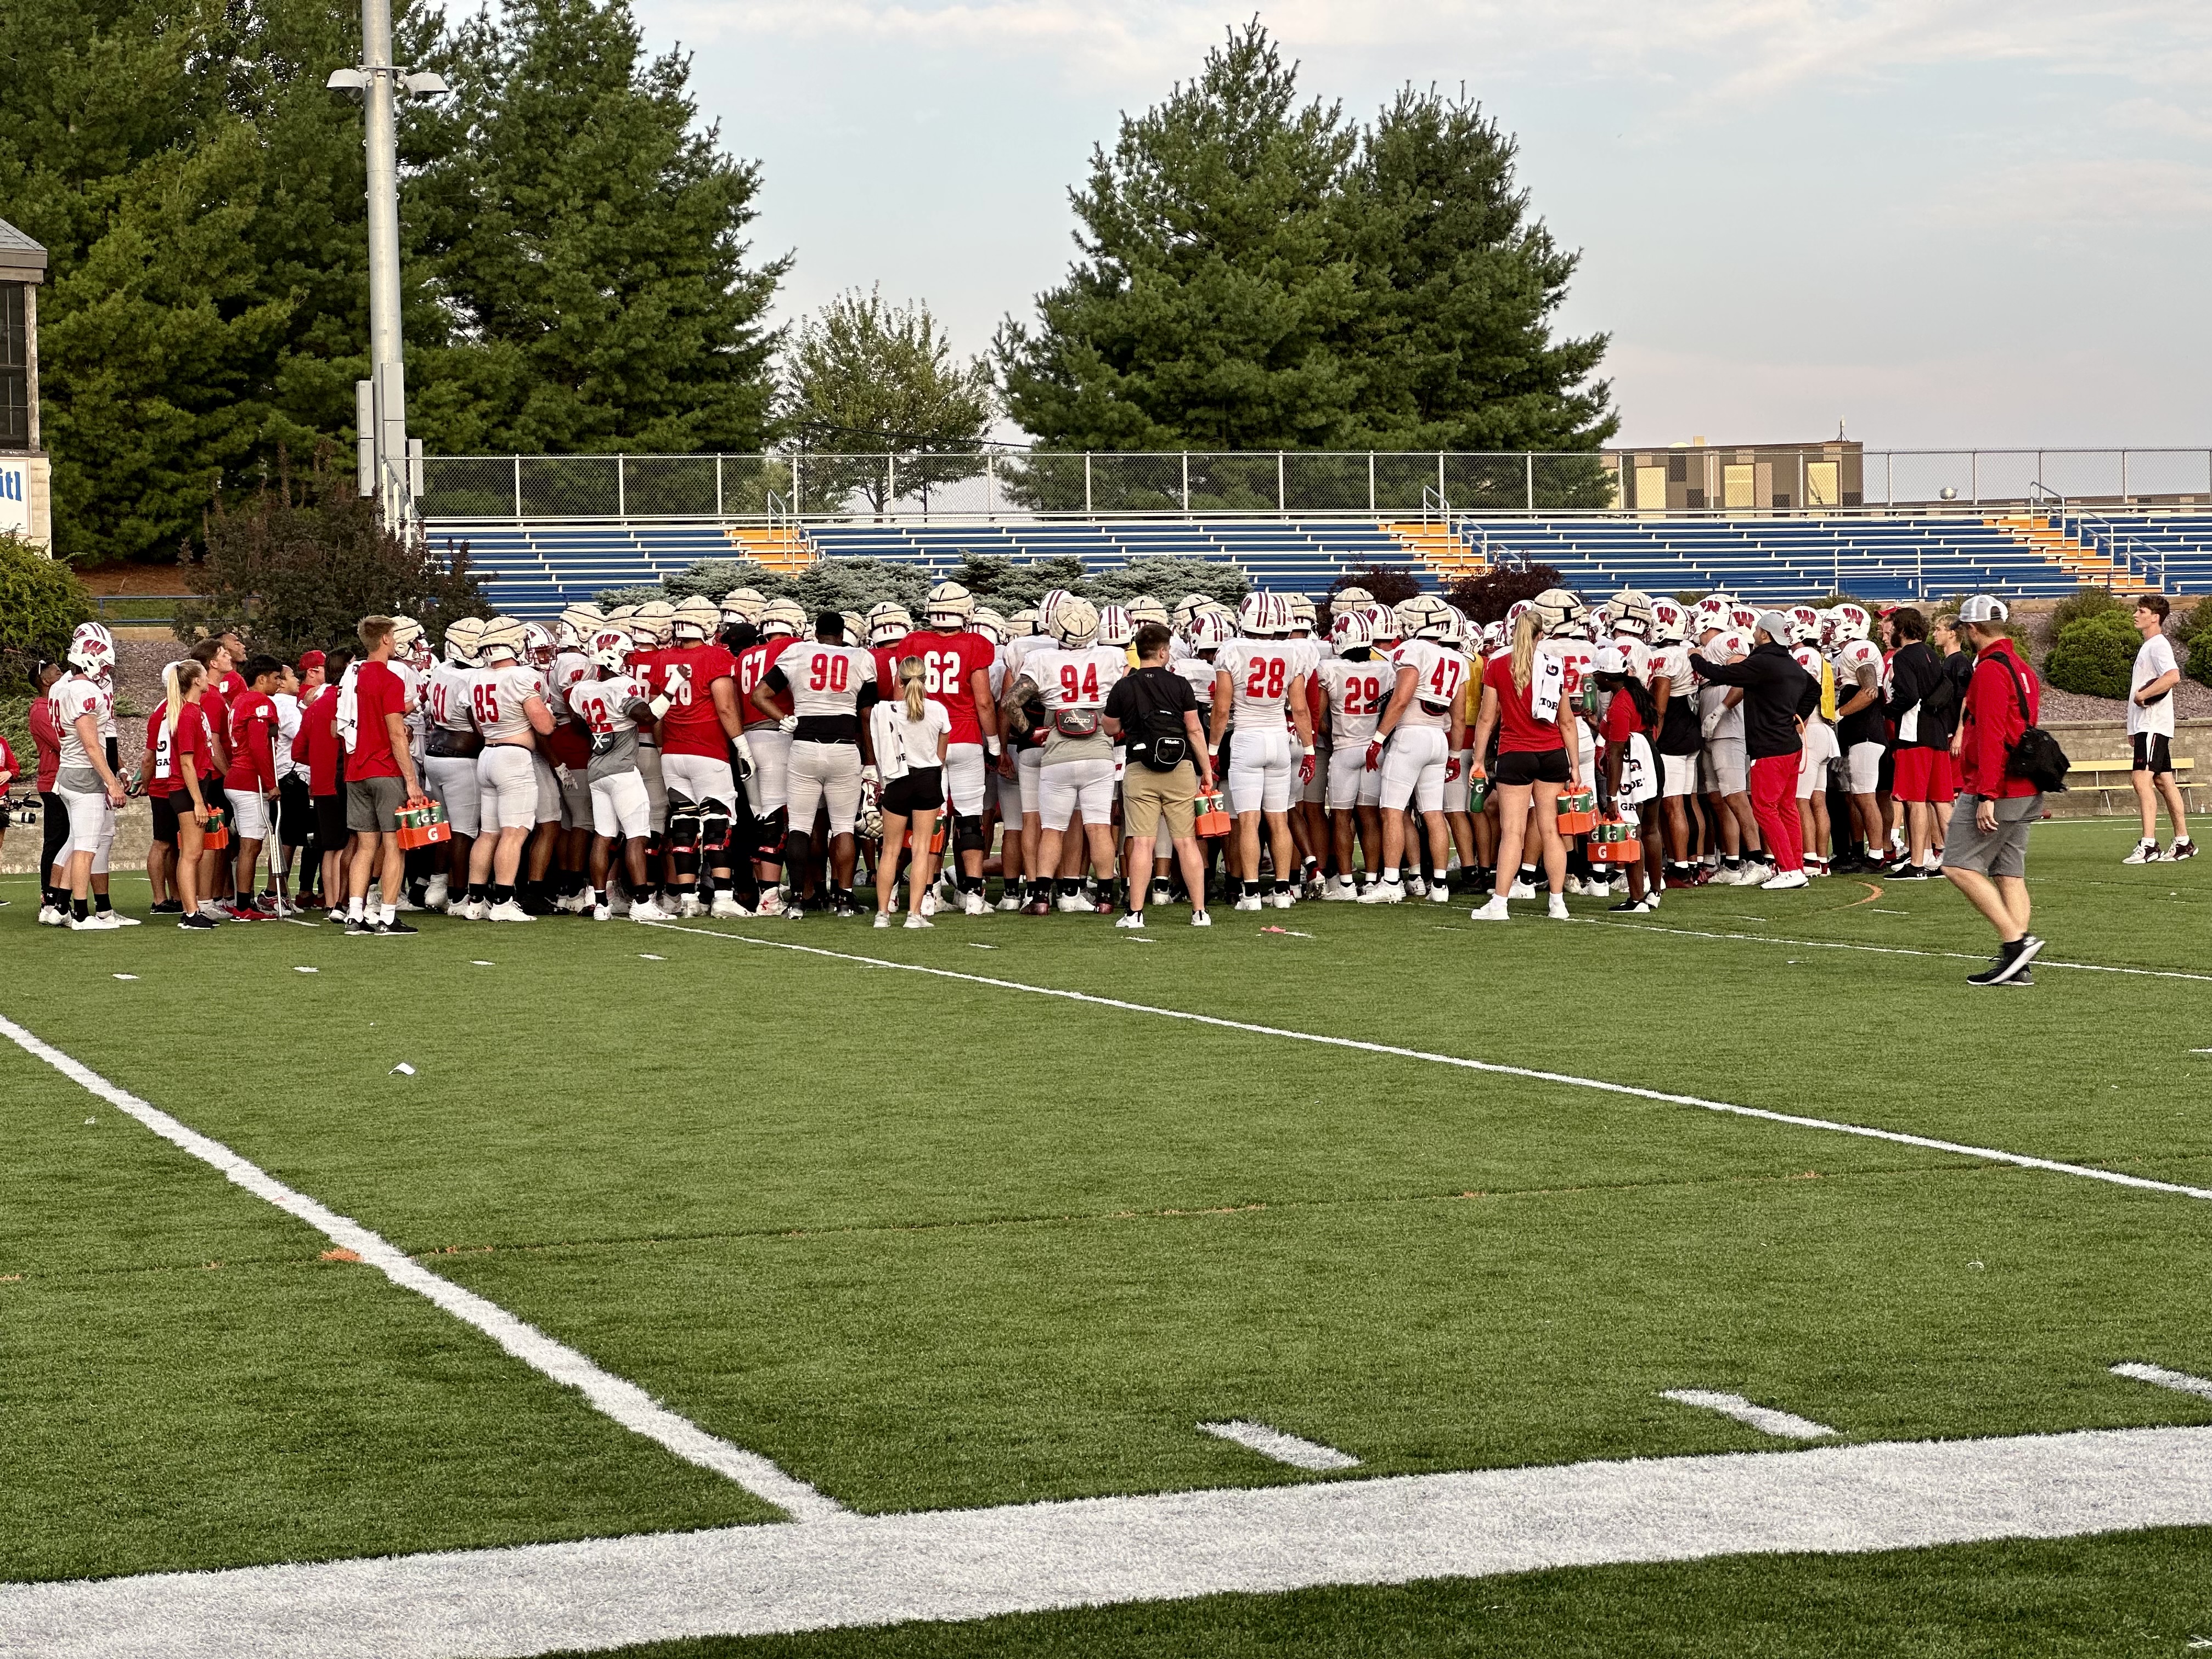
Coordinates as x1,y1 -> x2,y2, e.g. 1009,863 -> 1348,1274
1618,439 -> 1865,514
0,217 -> 50,550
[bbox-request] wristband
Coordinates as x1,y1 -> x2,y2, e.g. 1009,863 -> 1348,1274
647,694 -> 672,720
1302,745 -> 1316,757
985,737 -> 1002,757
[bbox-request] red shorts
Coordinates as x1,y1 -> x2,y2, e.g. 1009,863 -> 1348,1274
1892,746 -> 1954,804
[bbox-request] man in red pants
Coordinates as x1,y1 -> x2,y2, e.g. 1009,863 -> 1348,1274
1695,611 -> 1821,891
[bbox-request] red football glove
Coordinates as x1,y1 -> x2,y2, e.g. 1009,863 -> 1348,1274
1444,756 -> 1462,783
1297,751 -> 1317,786
1364,739 -> 1384,772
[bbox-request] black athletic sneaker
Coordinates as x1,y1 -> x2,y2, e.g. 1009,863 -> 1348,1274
151,899 -> 183,914
179,913 -> 218,930
1968,934 -> 2044,985
344,916 -> 378,935
377,918 -> 419,936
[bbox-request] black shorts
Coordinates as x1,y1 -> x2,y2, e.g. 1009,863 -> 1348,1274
150,793 -> 179,844
278,774 -> 315,844
2133,732 -> 2174,776
1876,744 -> 1897,795
882,767 -> 944,817
1495,747 -> 1571,786
314,792 -> 347,848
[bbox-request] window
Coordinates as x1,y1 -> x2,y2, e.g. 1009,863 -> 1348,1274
0,285 -> 25,448
1806,461 -> 1839,507
1723,465 -> 1755,509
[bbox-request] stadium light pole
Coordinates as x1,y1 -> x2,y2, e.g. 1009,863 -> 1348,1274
328,0 -> 446,531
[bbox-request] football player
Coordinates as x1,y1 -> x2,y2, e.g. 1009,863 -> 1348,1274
49,623 -> 128,929
566,626 -> 667,922
1001,597 -> 1126,913
754,612 -> 880,918
656,594 -> 753,917
1316,608 -> 1386,898
1211,593 -> 1316,910
457,618 -> 557,921
1361,595 -> 1469,904
735,597 -> 805,913
422,616 -> 486,910
1827,603 -> 1888,871
1789,612 -> 1839,877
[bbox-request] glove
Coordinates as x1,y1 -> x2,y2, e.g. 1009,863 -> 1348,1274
1444,755 -> 1461,783
1297,749 -> 1317,786
732,731 -> 755,781
1364,738 -> 1385,772
861,764 -> 879,786
1700,709 -> 1723,741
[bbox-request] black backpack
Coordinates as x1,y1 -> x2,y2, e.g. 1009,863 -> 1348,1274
1125,669 -> 1190,772
1996,657 -> 2069,793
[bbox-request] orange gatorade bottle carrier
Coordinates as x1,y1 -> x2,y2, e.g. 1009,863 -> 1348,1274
395,798 -> 453,850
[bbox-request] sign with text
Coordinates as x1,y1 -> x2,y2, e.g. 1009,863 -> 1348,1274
0,462 -> 25,535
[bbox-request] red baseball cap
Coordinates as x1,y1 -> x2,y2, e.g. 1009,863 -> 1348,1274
298,650 -> 326,670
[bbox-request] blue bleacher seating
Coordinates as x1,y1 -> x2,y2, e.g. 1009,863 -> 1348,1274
424,512 -> 2212,618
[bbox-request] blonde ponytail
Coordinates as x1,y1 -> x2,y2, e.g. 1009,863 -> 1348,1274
162,661 -> 196,737
1510,611 -> 1545,694
899,656 -> 927,722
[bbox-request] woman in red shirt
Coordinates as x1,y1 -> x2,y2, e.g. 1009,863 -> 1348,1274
29,659 -> 68,919
1467,605 -> 1579,922
154,661 -> 221,928
1596,647 -> 1662,913
296,648 -> 351,916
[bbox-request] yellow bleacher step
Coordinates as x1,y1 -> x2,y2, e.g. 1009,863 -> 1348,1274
1983,516 -> 2154,595
1385,521 -> 1489,583
725,524 -> 817,574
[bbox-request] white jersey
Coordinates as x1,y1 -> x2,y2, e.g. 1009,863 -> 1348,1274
1029,644 -> 1126,716
1551,639 -> 1596,715
1831,639 -> 1883,691
271,691 -> 302,778
472,662 -> 544,743
1390,639 -> 1472,730
1647,642 -> 1692,695
428,662 -> 477,733
1170,654 -> 1217,709
49,673 -> 112,770
1316,655 -> 1389,744
1610,636 -> 1654,684
1216,638 -> 1307,732
778,642 -> 877,720
1790,645 -> 1832,723
550,650 -> 594,720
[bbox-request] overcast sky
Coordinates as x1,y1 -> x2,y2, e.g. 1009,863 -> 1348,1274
631,0 -> 2212,451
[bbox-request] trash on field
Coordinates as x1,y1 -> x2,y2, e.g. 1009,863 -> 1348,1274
320,1248 -> 361,1263
389,1062 -> 416,1076
968,943 -> 999,950
1260,927 -> 1315,938
83,1118 -> 95,1126
470,960 -> 495,967
294,966 -> 318,974
112,973 -> 138,981
637,953 -> 665,961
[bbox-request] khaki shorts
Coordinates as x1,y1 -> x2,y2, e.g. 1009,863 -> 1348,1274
1121,757 -> 1199,844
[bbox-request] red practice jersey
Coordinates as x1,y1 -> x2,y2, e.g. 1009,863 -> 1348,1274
735,637 -> 795,730
890,628 -> 995,745
653,642 -> 740,759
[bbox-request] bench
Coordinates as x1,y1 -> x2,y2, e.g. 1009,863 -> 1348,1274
2068,756 -> 2195,784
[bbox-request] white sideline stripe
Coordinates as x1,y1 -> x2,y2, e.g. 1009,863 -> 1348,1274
0,1012 -> 841,1525
642,924 -> 2212,1206
1662,1389 -> 1837,1441
12,1423 -> 2212,1658
1586,919 -> 2212,984
1199,1420 -> 1362,1471
2112,1362 -> 2212,1401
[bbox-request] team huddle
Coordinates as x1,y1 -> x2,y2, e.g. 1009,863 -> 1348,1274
26,579 -> 2000,934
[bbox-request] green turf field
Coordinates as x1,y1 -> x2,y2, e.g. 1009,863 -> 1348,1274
4,815 -> 2210,1652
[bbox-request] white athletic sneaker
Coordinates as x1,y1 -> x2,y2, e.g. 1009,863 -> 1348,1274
592,904 -> 612,921
873,912 -> 891,928
628,899 -> 668,922
1548,895 -> 1572,921
1054,891 -> 1090,913
555,891 -> 590,915
1468,896 -> 1509,922
2122,839 -> 2162,865
996,893 -> 1023,912
1233,894 -> 1264,911
69,912 -> 122,930
921,890 -> 941,918
459,898 -> 491,921
963,890 -> 988,917
904,913 -> 934,929
710,893 -> 751,918
676,894 -> 702,919
1190,909 -> 1212,927
1428,883 -> 1451,904
2170,837 -> 2198,861
1271,890 -> 1295,909
1407,875 -> 1429,899
1323,878 -> 1358,901
487,899 -> 535,923
1508,879 -> 1536,900
607,892 -> 632,918
424,876 -> 450,911
754,888 -> 785,917
36,904 -> 61,927
1707,864 -> 1743,887
1115,911 -> 1146,929
1759,869 -> 1810,891
1357,881 -> 1405,904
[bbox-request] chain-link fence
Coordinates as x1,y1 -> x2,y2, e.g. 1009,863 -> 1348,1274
420,448 -> 2212,521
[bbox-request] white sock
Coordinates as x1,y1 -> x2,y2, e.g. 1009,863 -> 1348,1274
1381,870 -> 1401,885
347,896 -> 365,920
379,903 -> 396,925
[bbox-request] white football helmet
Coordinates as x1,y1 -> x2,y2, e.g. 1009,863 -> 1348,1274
1007,607 -> 1040,639
1332,608 -> 1375,652
66,621 -> 116,679
1692,596 -> 1730,637
1611,590 -> 1654,639
1505,599 -> 1534,633
478,618 -> 527,663
1786,603 -> 1822,644
1390,600 -> 1423,640
631,600 -> 675,648
971,607 -> 1008,646
1237,591 -> 1291,637
1051,596 -> 1100,648
838,611 -> 865,646
1285,595 -> 1317,634
557,603 -> 604,648
1366,602 -> 1401,644
520,621 -> 555,667
1831,603 -> 1872,643
1333,585 -> 1373,609
1728,601 -> 1762,633
1171,592 -> 1215,629
866,602 -> 913,647
588,626 -> 634,674
670,595 -> 720,642
1532,588 -> 1584,630
1480,619 -> 1507,654
388,614 -> 424,653
1648,599 -> 1686,646
443,614 -> 487,664
1187,610 -> 1235,652
1400,594 -> 1456,642
1097,604 -> 1135,648
926,579 -> 975,629
1037,588 -> 1075,636
721,588 -> 766,626
1126,594 -> 1169,629
758,597 -> 806,638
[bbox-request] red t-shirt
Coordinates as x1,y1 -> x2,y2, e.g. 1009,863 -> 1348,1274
300,686 -> 341,797
0,730 -> 16,785
154,702 -> 210,795
217,670 -> 246,705
654,642 -> 740,759
1486,653 -> 1564,755
223,688 -> 279,792
347,661 -> 407,780
199,685 -> 230,775
735,637 -> 795,729
29,695 -> 60,792
891,629 -> 995,745
1601,687 -> 1645,744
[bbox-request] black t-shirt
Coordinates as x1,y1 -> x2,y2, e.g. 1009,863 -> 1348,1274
1104,666 -> 1197,762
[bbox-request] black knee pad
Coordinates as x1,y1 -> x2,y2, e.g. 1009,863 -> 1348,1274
700,806 -> 733,856
952,812 -> 985,856
665,792 -> 702,856
755,806 -> 788,864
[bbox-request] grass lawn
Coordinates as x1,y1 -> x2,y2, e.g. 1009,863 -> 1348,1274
2,815 -> 2208,1649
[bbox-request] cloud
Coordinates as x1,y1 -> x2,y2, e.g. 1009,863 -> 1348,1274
2109,97 -> 2212,143
1949,157 -> 2212,227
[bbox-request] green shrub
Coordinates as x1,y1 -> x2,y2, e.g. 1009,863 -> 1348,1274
658,559 -> 793,602
0,533 -> 93,690
2175,597 -> 2212,687
1090,557 -> 1248,607
2043,610 -> 2142,699
593,585 -> 663,609
2046,585 -> 2120,637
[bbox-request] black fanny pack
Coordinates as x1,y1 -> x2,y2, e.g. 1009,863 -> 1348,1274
427,727 -> 483,759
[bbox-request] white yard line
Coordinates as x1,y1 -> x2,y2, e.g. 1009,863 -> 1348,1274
0,1012 -> 840,1525
1584,918 -> 2212,984
9,1423 -> 2212,1659
1662,1390 -> 1837,1441
1199,1420 -> 1362,1470
2112,1362 -> 2212,1402
641,924 -> 2212,1206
